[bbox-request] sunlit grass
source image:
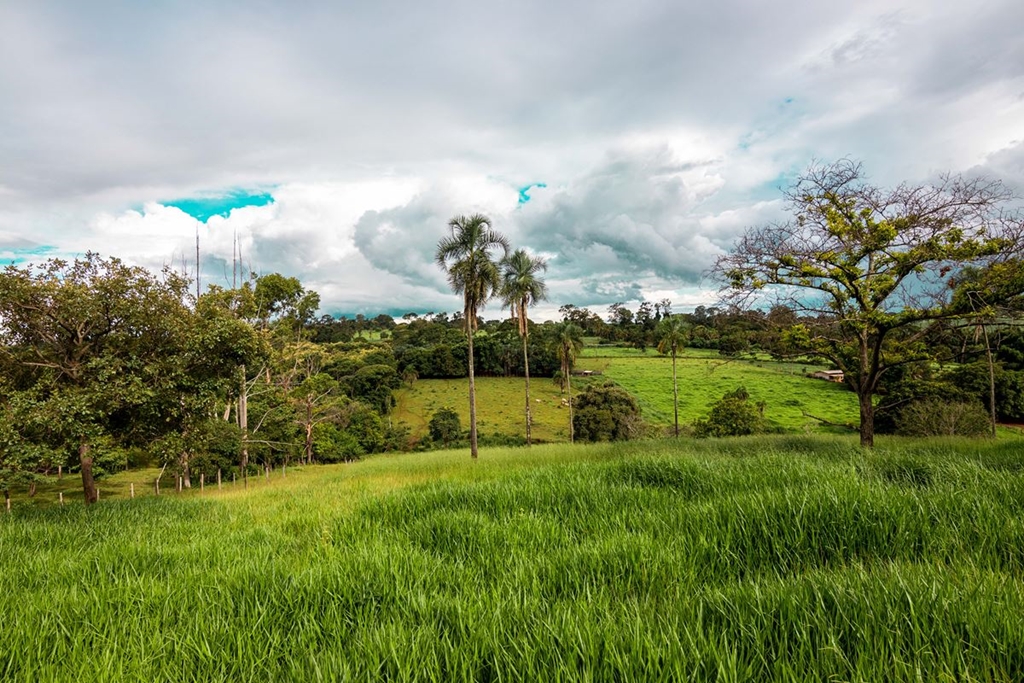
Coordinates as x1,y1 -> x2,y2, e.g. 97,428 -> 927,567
393,376 -> 592,443
2,435 -> 1023,681
578,353 -> 860,431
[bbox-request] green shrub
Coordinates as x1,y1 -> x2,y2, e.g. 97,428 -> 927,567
572,382 -> 643,442
693,386 -> 770,438
312,423 -> 364,463
428,406 -> 462,448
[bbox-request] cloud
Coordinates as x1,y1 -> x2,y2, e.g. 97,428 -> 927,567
516,145 -> 728,285
1,0 -> 1022,318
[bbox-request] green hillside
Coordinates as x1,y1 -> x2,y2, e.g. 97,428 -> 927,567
393,376 -> 589,443
577,350 -> 860,431
2,436 -> 1023,681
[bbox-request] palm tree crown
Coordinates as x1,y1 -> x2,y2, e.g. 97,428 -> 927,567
499,249 -> 548,336
435,214 -> 510,332
554,322 -> 585,372
657,317 -> 688,356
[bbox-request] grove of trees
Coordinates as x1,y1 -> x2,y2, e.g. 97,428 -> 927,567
3,159 -> 1024,504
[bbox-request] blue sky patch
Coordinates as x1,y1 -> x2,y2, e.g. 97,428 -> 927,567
3,244 -> 57,266
165,189 -> 275,221
517,182 -> 547,204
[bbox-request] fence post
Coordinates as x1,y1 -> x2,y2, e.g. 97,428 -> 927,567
218,468 -> 222,490
155,478 -> 160,495
59,491 -> 64,506
200,473 -> 204,492
130,483 -> 135,499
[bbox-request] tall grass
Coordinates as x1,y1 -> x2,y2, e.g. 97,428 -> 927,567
1,436 -> 1022,681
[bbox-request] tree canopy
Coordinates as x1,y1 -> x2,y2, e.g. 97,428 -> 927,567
713,159 -> 1024,446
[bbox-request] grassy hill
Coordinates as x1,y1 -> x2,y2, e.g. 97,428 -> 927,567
393,375 -> 587,443
577,347 -> 861,431
394,348 -> 860,443
2,435 -> 1024,680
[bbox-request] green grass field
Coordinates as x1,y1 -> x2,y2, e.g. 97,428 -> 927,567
578,350 -> 860,431
395,350 -> 854,442
394,376 -> 588,443
2,435 -> 1023,681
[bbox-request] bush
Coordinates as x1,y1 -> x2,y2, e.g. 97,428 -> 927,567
428,406 -> 462,448
896,399 -> 992,437
189,420 -> 243,478
312,423 -> 364,463
572,383 -> 643,442
693,386 -> 770,438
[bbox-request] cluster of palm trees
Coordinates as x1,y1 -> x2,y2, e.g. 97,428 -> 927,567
436,213 -> 688,457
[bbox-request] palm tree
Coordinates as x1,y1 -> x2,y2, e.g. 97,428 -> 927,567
499,250 -> 548,446
553,322 -> 584,443
657,316 -> 689,437
435,214 -> 510,458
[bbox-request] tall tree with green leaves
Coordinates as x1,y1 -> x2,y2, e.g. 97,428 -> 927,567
500,249 -> 548,445
656,315 -> 688,437
435,214 -> 510,458
713,159 -> 1024,447
553,322 -> 585,443
0,254 -> 192,503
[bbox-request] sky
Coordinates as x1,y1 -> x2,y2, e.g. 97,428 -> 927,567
1,0 -> 1023,320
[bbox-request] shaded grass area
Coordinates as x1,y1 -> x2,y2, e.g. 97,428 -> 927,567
393,376 -> 592,443
578,353 -> 860,431
2,436 -> 1024,680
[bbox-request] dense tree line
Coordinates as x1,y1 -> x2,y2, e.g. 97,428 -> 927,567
0,258 -> 410,503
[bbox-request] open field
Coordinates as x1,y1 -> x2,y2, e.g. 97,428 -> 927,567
393,375 -> 591,443
577,350 -> 861,431
2,435 -> 1024,681
394,349 -> 852,441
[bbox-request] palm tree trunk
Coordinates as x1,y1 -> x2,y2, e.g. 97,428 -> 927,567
522,332 -> 532,446
468,322 -> 479,459
672,349 -> 679,437
567,369 -> 574,444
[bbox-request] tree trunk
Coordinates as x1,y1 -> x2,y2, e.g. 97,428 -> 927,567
180,451 -> 192,489
672,350 -> 679,437
522,332 -> 532,446
858,391 -> 874,448
239,364 -> 249,481
982,324 -> 997,437
79,436 -> 98,505
305,419 -> 314,464
468,326 -> 478,459
858,332 -> 875,448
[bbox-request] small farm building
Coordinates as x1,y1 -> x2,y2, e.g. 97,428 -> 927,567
809,369 -> 844,382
